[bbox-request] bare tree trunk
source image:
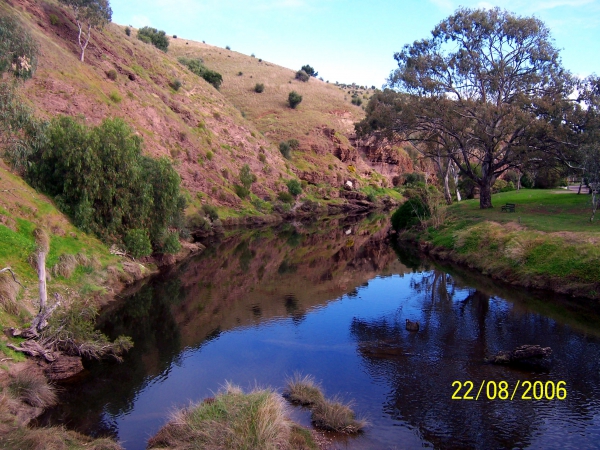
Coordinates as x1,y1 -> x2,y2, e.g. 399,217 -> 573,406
37,250 -> 47,312
77,22 -> 92,63
578,178 -> 583,194
450,161 -> 461,201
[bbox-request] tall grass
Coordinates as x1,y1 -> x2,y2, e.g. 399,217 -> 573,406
8,369 -> 57,408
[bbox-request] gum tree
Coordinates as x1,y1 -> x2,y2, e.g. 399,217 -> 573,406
382,8 -> 573,208
59,0 -> 112,62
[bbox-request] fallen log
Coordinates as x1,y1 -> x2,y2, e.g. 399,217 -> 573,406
7,339 -> 58,362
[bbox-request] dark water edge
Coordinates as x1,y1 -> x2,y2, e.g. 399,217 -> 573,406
37,214 -> 600,449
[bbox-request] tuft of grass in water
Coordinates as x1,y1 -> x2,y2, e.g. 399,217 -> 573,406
284,374 -> 366,434
285,373 -> 325,406
148,383 -> 296,450
8,370 -> 57,408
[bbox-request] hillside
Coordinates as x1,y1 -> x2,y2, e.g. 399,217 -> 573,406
1,0 -> 415,219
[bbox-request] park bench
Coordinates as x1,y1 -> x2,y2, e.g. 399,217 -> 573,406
501,203 -> 516,212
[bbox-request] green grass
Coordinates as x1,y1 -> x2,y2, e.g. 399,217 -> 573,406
450,189 -> 599,232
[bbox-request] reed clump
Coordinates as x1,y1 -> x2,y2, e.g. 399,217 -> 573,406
284,373 -> 366,434
7,369 -> 57,408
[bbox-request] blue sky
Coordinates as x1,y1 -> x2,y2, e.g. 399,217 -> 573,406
110,0 -> 600,87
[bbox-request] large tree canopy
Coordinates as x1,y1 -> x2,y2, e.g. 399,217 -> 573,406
59,0 -> 112,62
359,7 -> 575,208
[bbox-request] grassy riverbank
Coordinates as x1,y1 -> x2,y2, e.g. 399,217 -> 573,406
409,189 -> 600,299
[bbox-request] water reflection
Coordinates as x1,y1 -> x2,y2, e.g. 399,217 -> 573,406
38,215 -> 600,450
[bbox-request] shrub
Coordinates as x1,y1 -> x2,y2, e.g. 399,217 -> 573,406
239,164 -> 256,190
300,64 -> 318,77
137,26 -> 169,52
351,96 -> 362,106
278,191 -> 294,203
125,26 -> 131,36
287,139 -> 300,150
258,153 -> 266,163
124,229 -> 152,258
391,198 -> 429,231
238,71 -> 243,76
27,117 -> 185,248
287,179 -> 302,196
202,203 -> 219,220
254,83 -> 265,93
49,14 -> 60,26
492,178 -> 508,193
288,91 -> 302,109
279,141 -> 291,159
404,172 -> 425,185
162,231 -> 181,254
173,35 -> 177,39
0,15 -> 39,79
225,45 -> 231,50
234,184 -> 249,199
170,79 -> 182,91
106,69 -> 117,81
206,150 -> 213,160
295,70 -> 309,82
109,91 -> 122,103
178,57 -> 223,89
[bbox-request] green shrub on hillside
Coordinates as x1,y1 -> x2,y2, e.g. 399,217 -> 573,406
279,141 -> 291,159
124,229 -> 152,258
254,83 -> 265,93
288,91 -> 302,109
300,65 -> 318,77
125,26 -> 131,36
178,57 -> 223,89
202,204 -> 219,220
26,116 -> 185,252
287,139 -> 300,150
278,191 -> 294,204
162,231 -> 181,254
137,26 -> 169,52
391,198 -> 429,231
287,179 -> 302,196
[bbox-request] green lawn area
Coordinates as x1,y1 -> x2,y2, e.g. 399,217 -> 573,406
450,189 -> 600,233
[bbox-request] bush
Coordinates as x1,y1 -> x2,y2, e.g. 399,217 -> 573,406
521,173 -> 534,188
9,370 -> 57,408
225,45 -> 231,50
178,57 -> 222,89
206,150 -> 213,160
391,198 -> 429,231
258,153 -> 266,162
162,231 -> 181,254
279,141 -> 291,159
106,69 -> 117,81
202,203 -> 219,220
287,139 -> 300,150
109,91 -> 122,103
239,164 -> 256,189
170,79 -> 182,91
404,172 -> 425,185
124,229 -> 152,258
287,179 -> 302,196
295,70 -> 309,82
278,191 -> 294,203
234,184 -> 249,199
137,26 -> 169,52
300,65 -> 318,77
125,26 -> 131,36
254,83 -> 265,93
49,14 -> 60,26
0,15 -> 39,80
27,117 -> 185,248
288,91 -> 302,109
351,96 -> 362,106
173,35 -> 177,39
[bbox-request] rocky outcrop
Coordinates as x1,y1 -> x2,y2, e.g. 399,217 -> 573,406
44,355 -> 84,381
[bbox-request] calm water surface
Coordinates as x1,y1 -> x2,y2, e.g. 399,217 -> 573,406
41,215 -> 600,449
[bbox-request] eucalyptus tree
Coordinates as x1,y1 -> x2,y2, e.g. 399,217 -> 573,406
59,0 -> 112,62
370,8 -> 574,208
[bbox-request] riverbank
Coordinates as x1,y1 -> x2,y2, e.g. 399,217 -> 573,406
397,189 -> 600,300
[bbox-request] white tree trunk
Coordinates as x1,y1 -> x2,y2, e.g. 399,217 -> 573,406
37,250 -> 47,312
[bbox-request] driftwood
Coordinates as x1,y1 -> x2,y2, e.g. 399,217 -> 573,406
0,267 -> 24,287
7,339 -> 58,362
487,345 -> 552,369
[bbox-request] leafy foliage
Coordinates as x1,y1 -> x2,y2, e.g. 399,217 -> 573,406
277,191 -> 294,204
137,26 -> 169,52
391,198 -> 428,231
239,164 -> 256,189
288,91 -> 302,109
300,65 -> 318,77
26,116 -> 185,251
279,141 -> 291,159
286,179 -> 302,196
178,57 -> 223,89
254,83 -> 265,93
124,229 -> 152,258
0,14 -> 39,79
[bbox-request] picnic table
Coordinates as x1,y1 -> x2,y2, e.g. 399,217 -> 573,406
501,203 -> 516,212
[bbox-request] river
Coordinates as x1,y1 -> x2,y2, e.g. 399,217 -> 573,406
39,214 -> 600,449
